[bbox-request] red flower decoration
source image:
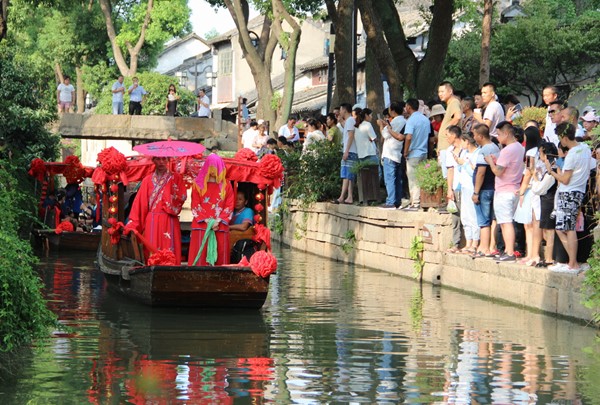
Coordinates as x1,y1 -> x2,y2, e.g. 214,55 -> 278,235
254,203 -> 264,213
249,250 -> 277,278
93,147 -> 129,186
234,148 -> 258,162
258,154 -> 283,181
28,158 -> 46,182
148,249 -> 177,266
55,220 -> 74,234
107,218 -> 125,245
252,223 -> 272,251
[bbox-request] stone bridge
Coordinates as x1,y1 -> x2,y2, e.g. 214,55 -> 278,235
56,113 -> 239,150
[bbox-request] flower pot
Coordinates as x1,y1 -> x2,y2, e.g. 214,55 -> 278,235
420,187 -> 444,208
357,165 -> 380,204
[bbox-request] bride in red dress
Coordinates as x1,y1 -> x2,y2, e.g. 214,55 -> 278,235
126,156 -> 187,264
188,154 -> 234,265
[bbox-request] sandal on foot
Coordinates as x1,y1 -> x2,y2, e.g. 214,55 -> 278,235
471,251 -> 486,259
446,246 -> 460,253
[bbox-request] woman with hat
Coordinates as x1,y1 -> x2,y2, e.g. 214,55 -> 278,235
188,154 -> 234,266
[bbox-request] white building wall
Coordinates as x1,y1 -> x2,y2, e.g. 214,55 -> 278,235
156,39 -> 210,74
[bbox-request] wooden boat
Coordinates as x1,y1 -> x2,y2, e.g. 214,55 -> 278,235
95,149 -> 282,309
29,157 -> 101,252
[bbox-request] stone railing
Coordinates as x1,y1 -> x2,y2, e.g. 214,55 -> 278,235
273,202 -> 593,322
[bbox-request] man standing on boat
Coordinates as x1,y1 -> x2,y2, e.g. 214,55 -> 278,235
125,156 -> 187,264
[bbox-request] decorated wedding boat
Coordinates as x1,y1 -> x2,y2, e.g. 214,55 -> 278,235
94,144 -> 282,308
29,156 -> 101,251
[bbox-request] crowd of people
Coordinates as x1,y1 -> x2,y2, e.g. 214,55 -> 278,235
264,82 -> 598,274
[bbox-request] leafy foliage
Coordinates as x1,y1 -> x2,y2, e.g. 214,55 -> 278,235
583,227 -> 600,326
444,0 -> 600,102
414,159 -> 445,194
0,46 -> 61,163
409,236 -> 425,279
93,72 -> 198,116
280,140 -> 342,205
512,107 -> 548,131
0,164 -> 57,352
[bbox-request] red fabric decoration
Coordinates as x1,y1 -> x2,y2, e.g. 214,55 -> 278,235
29,158 -> 46,182
252,224 -> 272,251
235,148 -> 259,162
249,251 -> 277,278
107,218 -> 125,245
258,155 -> 284,188
147,249 -> 177,266
93,147 -> 129,186
55,220 -> 74,234
238,256 -> 250,267
254,203 -> 264,213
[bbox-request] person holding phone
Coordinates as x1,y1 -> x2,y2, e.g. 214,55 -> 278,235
504,94 -> 522,122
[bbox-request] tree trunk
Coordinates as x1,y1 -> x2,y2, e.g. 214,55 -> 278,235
272,0 -> 301,129
54,63 -> 64,86
479,0 -> 493,87
76,66 -> 85,113
0,0 -> 8,42
326,0 -> 355,107
98,0 -> 154,77
357,0 -> 403,102
415,0 -> 454,98
365,41 -> 384,115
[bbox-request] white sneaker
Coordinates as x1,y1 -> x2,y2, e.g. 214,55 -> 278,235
579,263 -> 591,272
548,263 -> 569,272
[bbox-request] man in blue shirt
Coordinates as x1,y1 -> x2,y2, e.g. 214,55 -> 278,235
127,76 -> 148,115
111,75 -> 125,115
403,98 -> 431,210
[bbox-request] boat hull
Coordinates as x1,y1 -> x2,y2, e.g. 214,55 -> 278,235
97,250 -> 269,308
33,230 -> 101,251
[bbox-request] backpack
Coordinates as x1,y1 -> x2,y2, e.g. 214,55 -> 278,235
230,239 -> 258,264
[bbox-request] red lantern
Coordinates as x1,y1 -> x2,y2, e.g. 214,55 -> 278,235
254,203 -> 264,213
255,193 -> 264,202
110,183 -> 119,193
109,206 -> 117,214
254,214 -> 262,223
109,195 -> 118,203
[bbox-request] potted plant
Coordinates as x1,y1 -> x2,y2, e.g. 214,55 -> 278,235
351,160 -> 381,205
414,159 -> 446,208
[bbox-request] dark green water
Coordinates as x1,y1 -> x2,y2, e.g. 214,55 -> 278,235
1,245 -> 599,404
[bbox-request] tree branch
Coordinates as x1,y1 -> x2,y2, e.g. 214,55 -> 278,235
99,0 -> 130,76
131,0 -> 153,55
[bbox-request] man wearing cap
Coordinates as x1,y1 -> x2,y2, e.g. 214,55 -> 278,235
473,82 -> 504,139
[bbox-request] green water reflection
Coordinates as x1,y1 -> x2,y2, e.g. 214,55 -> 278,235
0,246 -> 599,404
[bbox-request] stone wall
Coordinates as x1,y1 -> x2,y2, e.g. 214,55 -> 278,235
274,202 -> 594,322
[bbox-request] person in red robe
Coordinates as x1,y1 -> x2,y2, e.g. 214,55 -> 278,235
188,154 -> 234,266
126,156 -> 187,264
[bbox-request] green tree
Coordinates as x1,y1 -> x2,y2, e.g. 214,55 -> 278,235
444,0 -> 600,103
204,27 -> 220,40
98,0 -> 191,77
208,0 -> 321,128
93,71 -> 197,116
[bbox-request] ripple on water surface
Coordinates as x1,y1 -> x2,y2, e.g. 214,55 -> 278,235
0,248 -> 599,404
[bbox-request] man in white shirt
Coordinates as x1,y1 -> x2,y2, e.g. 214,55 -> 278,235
545,101 -> 564,145
542,85 -> 560,143
545,122 -> 592,273
278,117 -> 300,143
111,75 -> 125,115
378,102 -> 407,209
196,89 -> 211,118
242,121 -> 259,150
57,75 -> 75,113
472,82 -> 504,139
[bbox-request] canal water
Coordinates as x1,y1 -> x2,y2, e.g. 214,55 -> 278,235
1,246 -> 599,404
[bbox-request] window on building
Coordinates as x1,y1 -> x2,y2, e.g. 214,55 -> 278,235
219,50 -> 233,76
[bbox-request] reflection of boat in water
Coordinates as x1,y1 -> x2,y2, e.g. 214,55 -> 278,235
88,296 -> 273,403
101,295 -> 271,359
34,229 -> 101,251
94,148 -> 281,309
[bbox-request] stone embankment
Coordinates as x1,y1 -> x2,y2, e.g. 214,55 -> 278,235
273,202 -> 594,322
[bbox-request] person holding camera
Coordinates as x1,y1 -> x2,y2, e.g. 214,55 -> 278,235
504,94 -> 523,122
